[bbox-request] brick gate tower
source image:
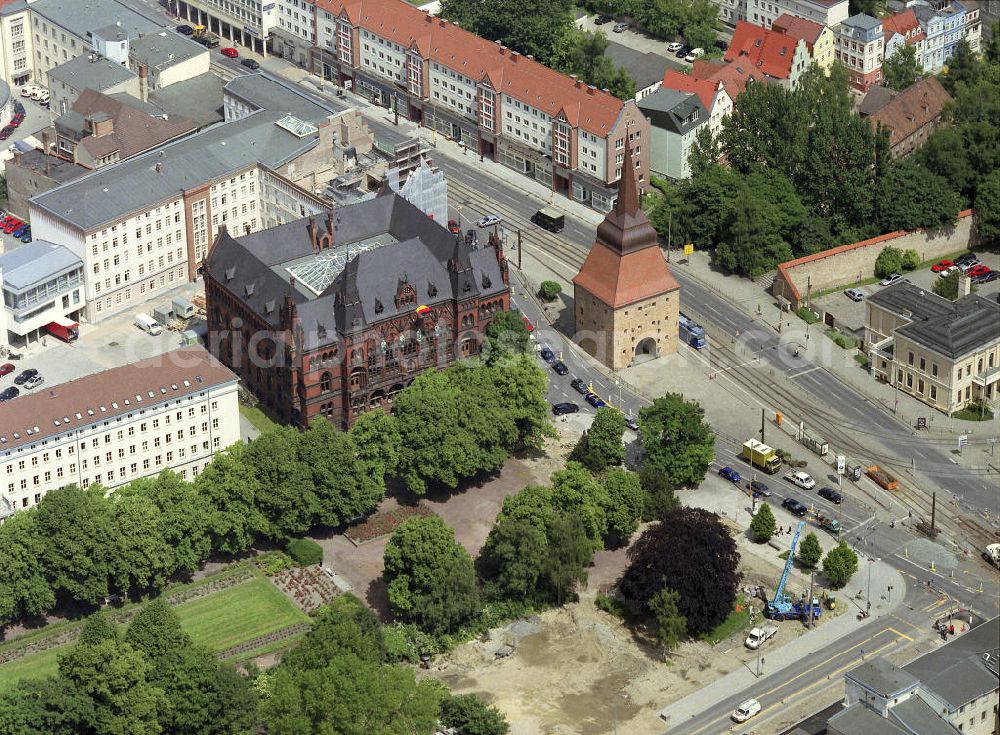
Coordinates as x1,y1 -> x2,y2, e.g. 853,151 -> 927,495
572,147 -> 680,370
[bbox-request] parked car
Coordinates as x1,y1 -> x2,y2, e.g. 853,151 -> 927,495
521,315 -> 534,332
747,480 -> 771,497
570,378 -> 588,394
675,44 -> 693,59
713,39 -> 729,50
23,374 -> 44,389
938,266 -> 960,278
20,234 -> 32,243
585,392 -> 606,408
612,22 -> 629,32
221,47 -> 239,58
818,486 -> 842,504
666,41 -> 684,52
594,14 -> 613,24
0,126 -> 14,141
931,259 -> 954,272
844,288 -> 864,302
552,402 -> 580,416
685,47 -> 704,62
176,24 -> 193,34
0,386 -> 19,402
879,273 -> 903,286
539,346 -> 555,362
551,360 -> 569,376
973,271 -> 998,284
787,471 -> 816,489
719,466 -> 741,483
240,58 -> 260,70
625,416 -> 640,431
0,363 -> 14,376
447,219 -> 461,234
954,252 -> 978,266
14,368 -> 38,385
12,225 -> 28,238
476,214 -> 502,228
782,497 -> 808,517
968,264 -> 990,278
732,699 -> 761,723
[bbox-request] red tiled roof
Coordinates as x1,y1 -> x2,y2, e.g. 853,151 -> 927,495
883,10 -> 925,44
690,59 -> 758,100
573,242 -> 679,308
868,75 -> 951,147
771,13 -> 825,51
724,22 -> 803,80
317,0 -> 627,136
660,70 -> 720,112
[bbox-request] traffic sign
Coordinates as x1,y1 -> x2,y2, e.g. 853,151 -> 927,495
836,455 -> 845,474
916,417 -> 927,430
683,243 -> 694,256
958,435 -> 968,447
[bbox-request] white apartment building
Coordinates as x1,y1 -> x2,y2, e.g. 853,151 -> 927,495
171,0 -> 276,55
0,346 -> 240,513
734,0 -> 848,28
272,0 -> 317,66
0,5 -> 32,87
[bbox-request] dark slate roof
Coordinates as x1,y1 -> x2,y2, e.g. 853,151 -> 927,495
638,88 -> 707,135
844,13 -> 883,30
47,54 -> 139,92
223,73 -> 349,124
603,42 -> 675,91
129,29 -> 206,68
206,192 -> 508,351
846,658 -> 921,698
858,85 -> 897,116
148,73 -> 225,128
828,703 -> 910,735
903,617 -> 1000,710
29,0 -> 161,39
889,695 -> 962,735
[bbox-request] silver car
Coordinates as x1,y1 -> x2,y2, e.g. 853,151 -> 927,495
24,374 -> 44,389
879,273 -> 903,286
844,288 -> 864,302
476,214 -> 502,228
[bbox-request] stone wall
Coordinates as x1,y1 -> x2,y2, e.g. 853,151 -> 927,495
772,210 -> 976,310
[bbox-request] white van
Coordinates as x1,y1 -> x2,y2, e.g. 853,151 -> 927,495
29,87 -> 47,100
134,313 -> 162,335
20,85 -> 42,98
732,698 -> 761,722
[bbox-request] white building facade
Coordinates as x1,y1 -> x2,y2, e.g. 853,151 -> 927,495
0,346 -> 240,512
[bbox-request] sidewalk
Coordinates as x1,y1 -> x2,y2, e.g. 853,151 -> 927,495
655,559 -> 906,724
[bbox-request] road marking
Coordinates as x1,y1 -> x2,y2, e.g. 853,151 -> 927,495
886,627 -> 913,641
787,366 -> 821,379
922,598 -> 948,613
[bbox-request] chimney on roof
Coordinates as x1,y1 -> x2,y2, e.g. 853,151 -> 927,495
325,209 -> 335,249
586,85 -> 596,95
527,54 -> 534,60
12,149 -> 21,166
959,272 -> 972,297
511,52 -> 519,61
138,63 -> 149,103
308,215 -> 319,253
41,130 -> 52,176
154,162 -> 163,173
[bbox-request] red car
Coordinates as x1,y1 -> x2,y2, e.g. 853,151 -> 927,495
522,315 -> 534,333
968,265 -> 991,278
930,259 -> 953,272
447,219 -> 461,234
0,363 -> 14,377
3,218 -> 22,234
220,47 -> 239,58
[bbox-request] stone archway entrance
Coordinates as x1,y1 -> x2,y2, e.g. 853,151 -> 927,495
634,337 -> 657,362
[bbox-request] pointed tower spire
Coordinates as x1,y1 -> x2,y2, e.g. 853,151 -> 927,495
613,143 -> 639,216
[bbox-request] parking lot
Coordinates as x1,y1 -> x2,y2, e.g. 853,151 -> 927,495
814,251 -> 1000,332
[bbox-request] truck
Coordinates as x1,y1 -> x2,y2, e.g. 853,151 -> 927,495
816,513 -> 841,535
866,465 -> 899,491
44,316 -> 79,342
530,206 -> 565,233
192,25 -> 220,47
785,471 -> 816,490
984,544 -> 1000,568
799,428 -> 828,456
741,439 -> 782,474
766,521 -> 822,622
745,623 -> 778,649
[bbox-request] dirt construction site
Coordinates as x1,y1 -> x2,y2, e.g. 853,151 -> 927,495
428,516 -> 846,735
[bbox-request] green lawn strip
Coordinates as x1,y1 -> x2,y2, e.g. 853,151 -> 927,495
699,595 -> 751,645
239,403 -> 281,433
854,354 -> 870,367
174,577 -> 308,652
223,632 -> 308,665
0,644 -> 62,688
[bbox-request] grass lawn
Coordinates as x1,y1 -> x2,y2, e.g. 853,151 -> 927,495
700,595 -> 751,645
238,403 -> 281,434
174,576 -> 308,652
0,644 -> 62,688
953,403 -> 995,422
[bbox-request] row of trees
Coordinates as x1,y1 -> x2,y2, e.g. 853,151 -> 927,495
750,505 -> 859,588
0,353 -> 550,630
646,63 -> 977,278
577,0 -> 720,51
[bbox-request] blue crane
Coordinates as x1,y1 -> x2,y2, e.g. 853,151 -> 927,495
767,520 -> 807,620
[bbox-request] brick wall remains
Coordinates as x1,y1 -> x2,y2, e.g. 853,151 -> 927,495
772,210 -> 975,310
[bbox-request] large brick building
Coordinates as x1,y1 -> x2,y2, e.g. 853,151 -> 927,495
204,190 -> 510,429
573,149 -> 680,370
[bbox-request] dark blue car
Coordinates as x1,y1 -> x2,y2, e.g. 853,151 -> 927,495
718,466 -> 741,483
585,392 -> 606,408
539,346 -> 555,363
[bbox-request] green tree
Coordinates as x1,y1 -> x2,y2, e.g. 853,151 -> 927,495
549,462 -> 610,549
882,44 -> 922,91
975,169 -> 1000,247
125,598 -> 192,661
0,675 -> 96,735
715,185 -> 795,278
543,511 -> 592,604
0,511 -> 56,624
33,485 -> 117,605
132,472 -> 212,577
350,408 -> 402,486
440,0 -> 574,66
901,249 -> 921,271
261,654 -> 443,735
383,516 -> 481,634
110,489 -> 176,594
282,594 -> 386,670
918,127 -> 975,203
687,126 -> 720,178
538,280 -> 563,302
749,503 -> 776,543
196,442 -> 267,554
78,610 -> 121,646
601,469 -> 644,547
675,164 -> 741,248
571,407 -> 625,472
550,30 -> 636,100
440,693 -> 510,735
638,393 -> 715,489
639,464 -> 680,521
874,246 -> 904,278
942,39 -> 979,94
244,426 -> 317,538
932,270 -> 973,301
477,515 -> 550,603
877,159 -> 960,233
798,532 -> 823,569
648,587 -> 687,653
483,309 -> 532,365
822,540 -> 859,588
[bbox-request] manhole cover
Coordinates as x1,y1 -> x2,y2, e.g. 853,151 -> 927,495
108,341 -> 119,347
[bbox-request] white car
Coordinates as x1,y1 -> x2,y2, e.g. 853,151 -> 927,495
24,374 -> 44,390
879,273 -> 903,286
732,698 -> 761,723
685,47 -> 705,62
788,471 -> 816,490
666,41 -> 684,52
476,214 -> 502,228
938,266 -> 959,278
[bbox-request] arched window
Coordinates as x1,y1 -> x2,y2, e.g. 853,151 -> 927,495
320,371 -> 332,392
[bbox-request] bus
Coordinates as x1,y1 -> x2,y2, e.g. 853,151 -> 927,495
679,313 -> 707,349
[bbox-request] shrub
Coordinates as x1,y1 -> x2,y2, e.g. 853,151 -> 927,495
538,280 -> 563,302
874,246 -> 904,277
901,249 -> 920,271
796,307 -> 820,324
595,593 -> 627,619
440,693 -> 510,735
286,537 -> 324,566
382,622 -> 441,663
255,550 -> 296,576
825,328 -> 858,350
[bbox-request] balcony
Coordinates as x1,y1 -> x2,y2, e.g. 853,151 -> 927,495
973,365 -> 999,388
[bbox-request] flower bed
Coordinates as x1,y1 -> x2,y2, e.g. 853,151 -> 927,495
344,505 -> 435,545
271,565 -> 342,614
